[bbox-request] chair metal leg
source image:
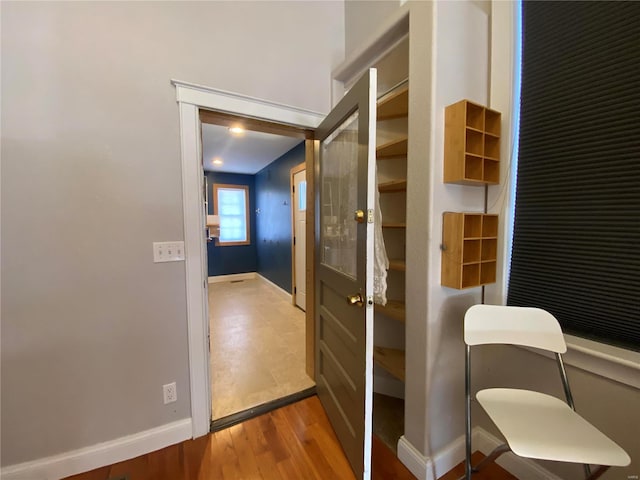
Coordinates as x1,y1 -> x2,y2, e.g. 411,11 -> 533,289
585,465 -> 609,480
465,345 -> 472,480
555,353 -> 592,478
472,444 -> 511,473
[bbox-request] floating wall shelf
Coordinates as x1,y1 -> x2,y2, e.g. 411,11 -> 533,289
441,212 -> 498,289
444,100 -> 501,185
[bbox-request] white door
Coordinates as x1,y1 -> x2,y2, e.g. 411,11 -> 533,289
315,68 -> 377,480
294,169 -> 307,310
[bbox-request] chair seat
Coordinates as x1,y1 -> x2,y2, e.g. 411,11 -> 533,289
477,388 -> 631,467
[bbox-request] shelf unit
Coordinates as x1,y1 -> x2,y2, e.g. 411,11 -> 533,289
382,223 -> 406,229
378,179 -> 407,193
377,85 -> 409,121
441,212 -> 498,289
375,300 -> 406,323
377,137 -> 408,159
373,80 -> 408,421
444,100 -> 501,185
373,347 -> 406,381
388,259 -> 406,272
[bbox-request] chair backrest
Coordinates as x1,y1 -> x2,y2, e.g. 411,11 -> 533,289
464,304 -> 567,353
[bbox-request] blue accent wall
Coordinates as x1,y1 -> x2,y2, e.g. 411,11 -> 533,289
255,142 -> 305,291
206,172 -> 257,276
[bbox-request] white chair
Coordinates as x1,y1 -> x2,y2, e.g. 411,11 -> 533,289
463,304 -> 630,480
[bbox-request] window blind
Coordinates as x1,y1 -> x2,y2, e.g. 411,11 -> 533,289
508,2 -> 640,351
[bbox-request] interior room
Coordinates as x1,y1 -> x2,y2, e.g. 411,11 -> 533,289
201,123 -> 314,420
2,2 -> 638,480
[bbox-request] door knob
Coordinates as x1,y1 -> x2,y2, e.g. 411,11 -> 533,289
354,210 -> 365,223
346,293 -> 364,307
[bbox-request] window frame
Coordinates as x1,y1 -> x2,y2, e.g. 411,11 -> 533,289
213,183 -> 250,247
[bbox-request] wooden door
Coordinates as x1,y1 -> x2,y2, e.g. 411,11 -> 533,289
315,68 -> 377,480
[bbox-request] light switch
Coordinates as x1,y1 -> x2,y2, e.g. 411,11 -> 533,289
153,241 -> 185,263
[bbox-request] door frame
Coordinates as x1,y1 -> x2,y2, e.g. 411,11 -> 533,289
172,79 -> 324,437
290,162 -> 306,309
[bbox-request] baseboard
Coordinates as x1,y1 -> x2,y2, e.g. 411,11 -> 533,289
397,436 -> 429,480
397,427 -> 561,480
1,419 -> 192,480
208,272 -> 256,284
397,433 -> 465,480
256,273 -> 292,301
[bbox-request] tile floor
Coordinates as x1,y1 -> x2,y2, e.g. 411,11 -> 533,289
208,277 -> 315,419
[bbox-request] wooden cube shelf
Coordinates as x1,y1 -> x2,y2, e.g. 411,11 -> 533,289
441,212 -> 499,289
444,100 -> 501,185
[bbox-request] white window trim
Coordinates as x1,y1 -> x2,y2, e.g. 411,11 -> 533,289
520,335 -> 640,390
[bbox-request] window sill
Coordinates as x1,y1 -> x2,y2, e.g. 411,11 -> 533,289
521,335 -> 640,390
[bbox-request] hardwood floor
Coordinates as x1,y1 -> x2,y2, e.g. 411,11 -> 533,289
64,396 -> 514,480
440,452 -> 518,480
64,396 -> 351,480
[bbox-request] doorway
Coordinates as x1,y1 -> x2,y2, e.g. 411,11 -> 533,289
291,163 -> 307,311
200,112 -> 316,424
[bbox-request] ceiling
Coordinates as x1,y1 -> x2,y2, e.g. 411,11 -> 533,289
201,123 -> 303,175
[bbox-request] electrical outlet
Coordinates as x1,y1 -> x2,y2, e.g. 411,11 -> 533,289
163,382 -> 177,404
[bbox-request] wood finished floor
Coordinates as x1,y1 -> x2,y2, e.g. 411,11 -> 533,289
63,395 -> 515,480
440,452 -> 518,480
209,278 -> 314,419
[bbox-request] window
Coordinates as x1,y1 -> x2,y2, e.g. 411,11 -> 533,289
213,184 -> 250,246
508,2 -> 640,351
298,180 -> 307,211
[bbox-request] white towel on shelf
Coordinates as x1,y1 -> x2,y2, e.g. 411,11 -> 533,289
373,164 -> 389,306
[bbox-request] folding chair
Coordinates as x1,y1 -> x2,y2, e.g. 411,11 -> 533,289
463,304 -> 630,479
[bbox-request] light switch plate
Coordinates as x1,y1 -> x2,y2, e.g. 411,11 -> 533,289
153,241 -> 185,263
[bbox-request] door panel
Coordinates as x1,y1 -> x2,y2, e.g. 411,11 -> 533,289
315,68 -> 377,480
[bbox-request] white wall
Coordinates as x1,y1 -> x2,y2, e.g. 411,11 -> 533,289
344,0 -> 401,59
0,0 -> 343,468
424,1 -> 489,457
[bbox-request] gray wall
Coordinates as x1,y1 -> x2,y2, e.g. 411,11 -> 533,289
0,0 -> 343,467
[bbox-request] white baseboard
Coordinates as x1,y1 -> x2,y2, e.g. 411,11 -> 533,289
397,427 -> 560,480
208,272 -> 256,284
397,433 -> 465,480
1,419 -> 192,480
398,436 -> 429,480
256,273 -> 292,301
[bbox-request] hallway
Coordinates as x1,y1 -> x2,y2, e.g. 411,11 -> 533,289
209,277 -> 314,419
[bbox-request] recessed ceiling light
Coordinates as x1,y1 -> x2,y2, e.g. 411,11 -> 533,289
229,126 -> 245,135
212,157 -> 223,165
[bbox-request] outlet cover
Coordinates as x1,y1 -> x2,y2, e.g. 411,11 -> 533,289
153,242 -> 185,263
163,382 -> 177,404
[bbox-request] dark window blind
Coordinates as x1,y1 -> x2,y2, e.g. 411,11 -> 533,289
508,1 -> 640,351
